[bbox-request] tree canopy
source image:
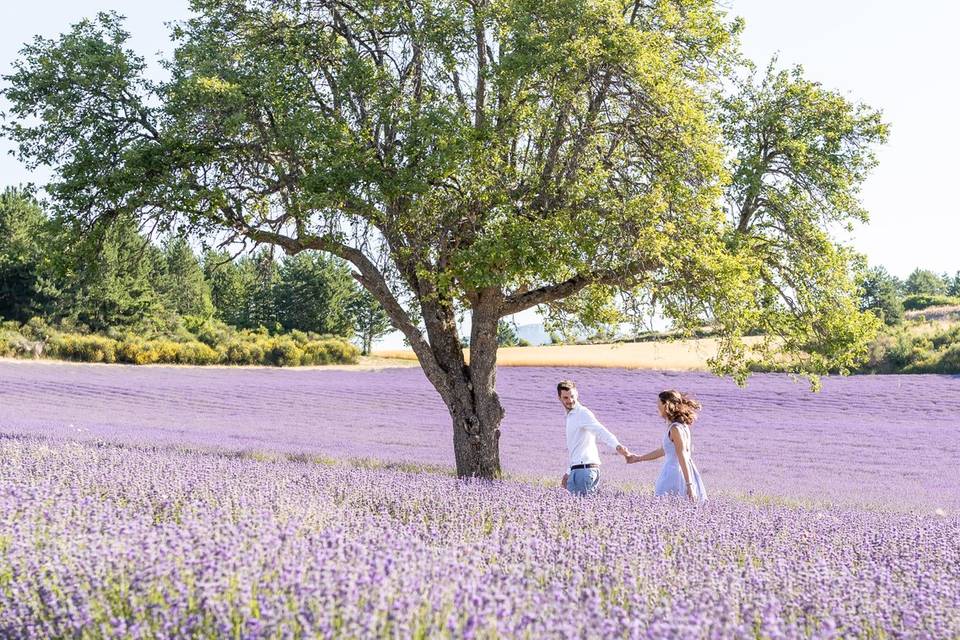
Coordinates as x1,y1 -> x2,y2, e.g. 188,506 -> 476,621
2,0 -> 889,477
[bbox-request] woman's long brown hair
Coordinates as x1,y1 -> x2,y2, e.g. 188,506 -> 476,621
659,389 -> 702,425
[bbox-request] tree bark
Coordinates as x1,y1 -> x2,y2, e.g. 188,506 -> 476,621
418,289 -> 504,479
447,374 -> 504,479
452,299 -> 504,478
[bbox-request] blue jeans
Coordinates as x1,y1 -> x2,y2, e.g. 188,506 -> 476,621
567,467 -> 600,495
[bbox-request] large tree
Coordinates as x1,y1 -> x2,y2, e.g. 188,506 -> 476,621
719,61 -> 889,370
2,1 -> 886,477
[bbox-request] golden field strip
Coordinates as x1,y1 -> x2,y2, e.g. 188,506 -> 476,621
1,337 -> 764,371
375,336 -> 765,370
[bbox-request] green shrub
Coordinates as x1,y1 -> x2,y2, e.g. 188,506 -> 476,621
149,340 -> 179,363
289,329 -> 310,345
2,333 -> 44,358
885,333 -> 922,370
319,338 -> 359,364
187,316 -> 233,347
902,294 -> 960,311
860,319 -> 960,374
267,336 -> 304,366
930,324 -> 960,350
3,318 -> 358,367
114,339 -> 218,365
20,317 -> 53,341
935,343 -> 960,373
50,334 -> 118,363
117,340 -> 159,365
300,341 -> 326,365
302,338 -> 359,365
901,340 -> 960,374
174,341 -> 219,365
218,339 -> 266,365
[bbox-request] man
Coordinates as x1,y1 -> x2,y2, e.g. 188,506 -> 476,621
558,380 -> 630,495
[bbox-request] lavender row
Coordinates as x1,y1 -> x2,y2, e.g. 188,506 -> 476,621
2,437 -> 958,639
2,361 -> 958,511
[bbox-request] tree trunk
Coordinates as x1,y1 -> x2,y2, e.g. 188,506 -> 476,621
447,373 -> 504,479
458,304 -> 505,478
362,331 -> 372,356
417,292 -> 505,479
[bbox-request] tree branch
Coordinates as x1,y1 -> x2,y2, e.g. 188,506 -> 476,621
235,224 -> 447,393
501,258 -> 656,316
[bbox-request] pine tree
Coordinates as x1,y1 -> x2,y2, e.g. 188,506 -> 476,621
204,250 -> 256,328
349,290 -> 392,355
156,237 -> 213,318
904,269 -> 947,296
273,253 -> 356,336
0,188 -> 57,322
62,217 -> 166,331
247,248 -> 279,330
947,272 -> 960,298
859,266 -> 904,326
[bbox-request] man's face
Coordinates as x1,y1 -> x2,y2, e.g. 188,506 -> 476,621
559,388 -> 578,412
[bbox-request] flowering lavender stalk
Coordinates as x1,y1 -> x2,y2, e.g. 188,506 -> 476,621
0,438 -> 958,639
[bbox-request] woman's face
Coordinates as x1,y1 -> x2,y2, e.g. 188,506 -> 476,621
657,399 -> 667,419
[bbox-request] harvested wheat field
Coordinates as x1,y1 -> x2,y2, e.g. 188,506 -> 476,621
376,336 -> 765,370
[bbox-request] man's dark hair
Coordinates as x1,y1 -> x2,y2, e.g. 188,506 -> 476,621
557,380 -> 577,396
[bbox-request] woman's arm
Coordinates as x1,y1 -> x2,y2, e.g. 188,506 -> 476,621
625,447 -> 664,464
669,425 -> 693,499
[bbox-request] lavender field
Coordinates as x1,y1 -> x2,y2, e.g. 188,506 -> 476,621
2,360 -> 959,511
2,360 -> 960,638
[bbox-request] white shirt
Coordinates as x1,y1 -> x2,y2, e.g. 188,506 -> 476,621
565,402 -> 621,469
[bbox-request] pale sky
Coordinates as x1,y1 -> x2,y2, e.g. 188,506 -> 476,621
1,0 -> 958,283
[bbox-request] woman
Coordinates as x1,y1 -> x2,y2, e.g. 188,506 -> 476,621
626,389 -> 707,501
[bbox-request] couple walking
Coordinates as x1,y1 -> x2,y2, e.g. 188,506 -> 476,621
558,380 -> 707,501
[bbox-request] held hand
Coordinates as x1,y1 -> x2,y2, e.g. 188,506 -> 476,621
625,454 -> 641,464
616,445 -> 630,458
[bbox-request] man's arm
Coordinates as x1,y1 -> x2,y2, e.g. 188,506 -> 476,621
581,408 -> 628,456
